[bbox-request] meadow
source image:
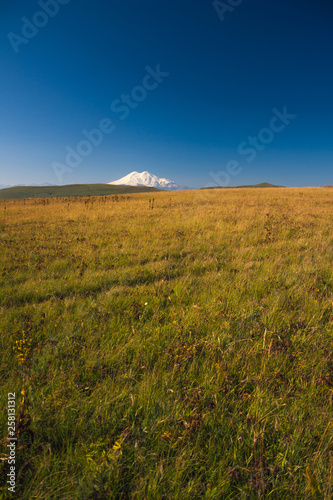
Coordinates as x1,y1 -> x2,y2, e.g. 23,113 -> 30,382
1,187 -> 333,499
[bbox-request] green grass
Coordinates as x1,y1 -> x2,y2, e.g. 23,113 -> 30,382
1,187 -> 333,498
0,184 -> 160,200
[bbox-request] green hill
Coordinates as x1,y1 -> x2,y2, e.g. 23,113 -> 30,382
236,182 -> 284,188
0,183 -> 160,200
201,182 -> 284,190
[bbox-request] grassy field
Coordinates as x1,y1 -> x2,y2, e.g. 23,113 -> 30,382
0,184 -> 160,201
1,187 -> 333,499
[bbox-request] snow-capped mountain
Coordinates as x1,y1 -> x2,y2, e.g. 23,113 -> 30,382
108,171 -> 186,190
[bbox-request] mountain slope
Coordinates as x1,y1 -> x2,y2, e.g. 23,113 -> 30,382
0,183 -> 53,190
0,184 -> 159,200
201,182 -> 284,190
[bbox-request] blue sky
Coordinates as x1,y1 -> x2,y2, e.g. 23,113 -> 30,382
0,0 -> 332,188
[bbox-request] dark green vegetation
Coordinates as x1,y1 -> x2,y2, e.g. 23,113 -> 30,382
0,184 -> 160,200
202,182 -> 284,190
236,182 -> 284,189
1,188 -> 333,498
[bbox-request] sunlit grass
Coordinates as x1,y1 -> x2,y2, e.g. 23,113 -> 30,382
1,187 -> 333,498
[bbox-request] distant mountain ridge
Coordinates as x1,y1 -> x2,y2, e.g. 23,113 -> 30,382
0,179 -> 287,200
108,171 -> 188,190
201,182 -> 284,190
0,184 -> 159,200
0,183 -> 52,190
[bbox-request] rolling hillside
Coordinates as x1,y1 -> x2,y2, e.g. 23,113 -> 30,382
201,182 -> 284,190
0,183 -> 160,200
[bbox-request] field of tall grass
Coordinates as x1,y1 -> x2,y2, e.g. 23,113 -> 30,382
1,187 -> 333,499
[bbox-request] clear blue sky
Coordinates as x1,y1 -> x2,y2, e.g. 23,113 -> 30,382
0,0 -> 332,188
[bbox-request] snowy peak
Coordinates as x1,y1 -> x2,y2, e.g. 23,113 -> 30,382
108,171 -> 182,190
